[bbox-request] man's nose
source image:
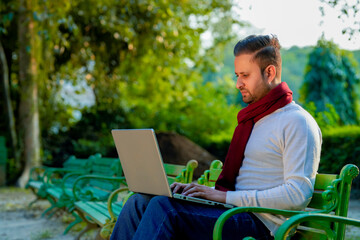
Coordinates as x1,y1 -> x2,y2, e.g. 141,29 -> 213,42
236,77 -> 243,89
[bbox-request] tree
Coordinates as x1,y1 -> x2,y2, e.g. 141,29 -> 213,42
320,0 -> 360,39
16,0 -> 41,187
300,39 -> 360,125
46,0 -> 241,153
0,39 -> 17,164
1,0 -> 242,183
1,0 -> 74,185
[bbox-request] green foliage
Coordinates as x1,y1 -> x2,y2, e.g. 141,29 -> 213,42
280,46 -> 313,100
353,50 -> 360,74
171,77 -> 239,146
5,157 -> 18,185
320,0 -> 360,39
1,0 -> 242,167
57,0 -> 239,149
319,125 -> 360,189
300,39 -> 360,125
303,102 -> 341,130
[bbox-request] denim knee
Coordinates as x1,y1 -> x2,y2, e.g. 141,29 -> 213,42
125,193 -> 152,210
147,196 -> 173,211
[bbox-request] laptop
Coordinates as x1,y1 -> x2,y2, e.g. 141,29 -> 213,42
111,129 -> 234,209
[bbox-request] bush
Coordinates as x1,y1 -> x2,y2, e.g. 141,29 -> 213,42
319,126 -> 360,189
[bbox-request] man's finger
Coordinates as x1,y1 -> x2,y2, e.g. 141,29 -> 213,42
188,191 -> 205,198
182,183 -> 197,192
183,185 -> 203,196
173,185 -> 182,194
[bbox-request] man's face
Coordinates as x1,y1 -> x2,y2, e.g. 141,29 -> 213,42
234,54 -> 272,104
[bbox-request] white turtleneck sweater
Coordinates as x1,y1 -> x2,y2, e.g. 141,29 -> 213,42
226,101 -> 322,235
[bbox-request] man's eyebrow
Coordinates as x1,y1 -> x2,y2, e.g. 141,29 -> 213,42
235,71 -> 247,75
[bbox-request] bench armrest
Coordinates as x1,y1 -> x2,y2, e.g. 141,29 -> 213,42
213,207 -> 327,240
28,166 -> 48,182
106,187 -> 133,219
275,212 -> 360,240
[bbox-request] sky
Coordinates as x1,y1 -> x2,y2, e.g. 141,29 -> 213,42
232,0 -> 360,50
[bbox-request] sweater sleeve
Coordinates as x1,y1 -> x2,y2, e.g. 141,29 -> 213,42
226,110 -> 322,210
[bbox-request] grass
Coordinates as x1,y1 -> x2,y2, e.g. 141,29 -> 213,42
30,230 -> 53,240
0,186 -> 30,194
0,187 -> 33,211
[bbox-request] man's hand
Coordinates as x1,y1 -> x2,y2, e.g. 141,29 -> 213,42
170,182 -> 226,203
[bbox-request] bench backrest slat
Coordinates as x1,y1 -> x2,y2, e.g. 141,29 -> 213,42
63,156 -> 91,171
165,160 -> 198,184
164,164 -> 186,177
89,154 -> 123,177
307,174 -> 338,210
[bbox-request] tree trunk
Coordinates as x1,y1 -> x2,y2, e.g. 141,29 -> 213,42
17,0 -> 41,188
0,40 -> 19,164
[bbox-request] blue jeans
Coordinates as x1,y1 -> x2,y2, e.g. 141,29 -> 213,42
110,194 -> 272,240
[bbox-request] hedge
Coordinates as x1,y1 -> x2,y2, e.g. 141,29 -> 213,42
319,126 -> 360,190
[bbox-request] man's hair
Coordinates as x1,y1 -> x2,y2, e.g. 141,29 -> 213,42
234,35 -> 282,78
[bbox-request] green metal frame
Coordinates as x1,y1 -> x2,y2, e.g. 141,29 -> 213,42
41,155 -> 121,220
25,155 -> 92,207
275,213 -> 360,240
198,160 -> 223,187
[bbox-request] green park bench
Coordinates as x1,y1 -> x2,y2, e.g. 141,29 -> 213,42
212,164 -> 359,240
71,160 -> 199,239
42,154 -> 122,220
26,155 -> 92,207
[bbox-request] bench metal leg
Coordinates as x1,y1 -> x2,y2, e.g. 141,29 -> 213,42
42,204 -> 57,217
28,196 -> 40,208
75,224 -> 98,240
100,218 -> 116,239
27,186 -> 47,208
42,196 -> 57,217
63,211 -> 83,235
95,229 -> 107,240
74,210 -> 99,240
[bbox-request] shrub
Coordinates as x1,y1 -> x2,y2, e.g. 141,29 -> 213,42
319,126 -> 360,189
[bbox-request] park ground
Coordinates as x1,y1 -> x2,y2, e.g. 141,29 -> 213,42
0,187 -> 97,240
0,187 -> 360,239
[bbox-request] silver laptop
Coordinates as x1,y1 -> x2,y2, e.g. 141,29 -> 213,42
111,129 -> 234,209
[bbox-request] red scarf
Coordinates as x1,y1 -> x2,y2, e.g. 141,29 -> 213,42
215,82 -> 293,191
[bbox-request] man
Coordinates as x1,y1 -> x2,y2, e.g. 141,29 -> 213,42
110,35 -> 322,239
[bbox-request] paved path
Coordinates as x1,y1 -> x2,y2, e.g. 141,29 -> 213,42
0,188 -> 96,240
346,199 -> 360,239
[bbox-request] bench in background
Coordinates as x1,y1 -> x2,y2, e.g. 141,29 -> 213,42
26,155 -> 92,207
74,159 -> 199,239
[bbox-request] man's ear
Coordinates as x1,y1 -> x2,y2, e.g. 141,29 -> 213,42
265,65 -> 276,83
